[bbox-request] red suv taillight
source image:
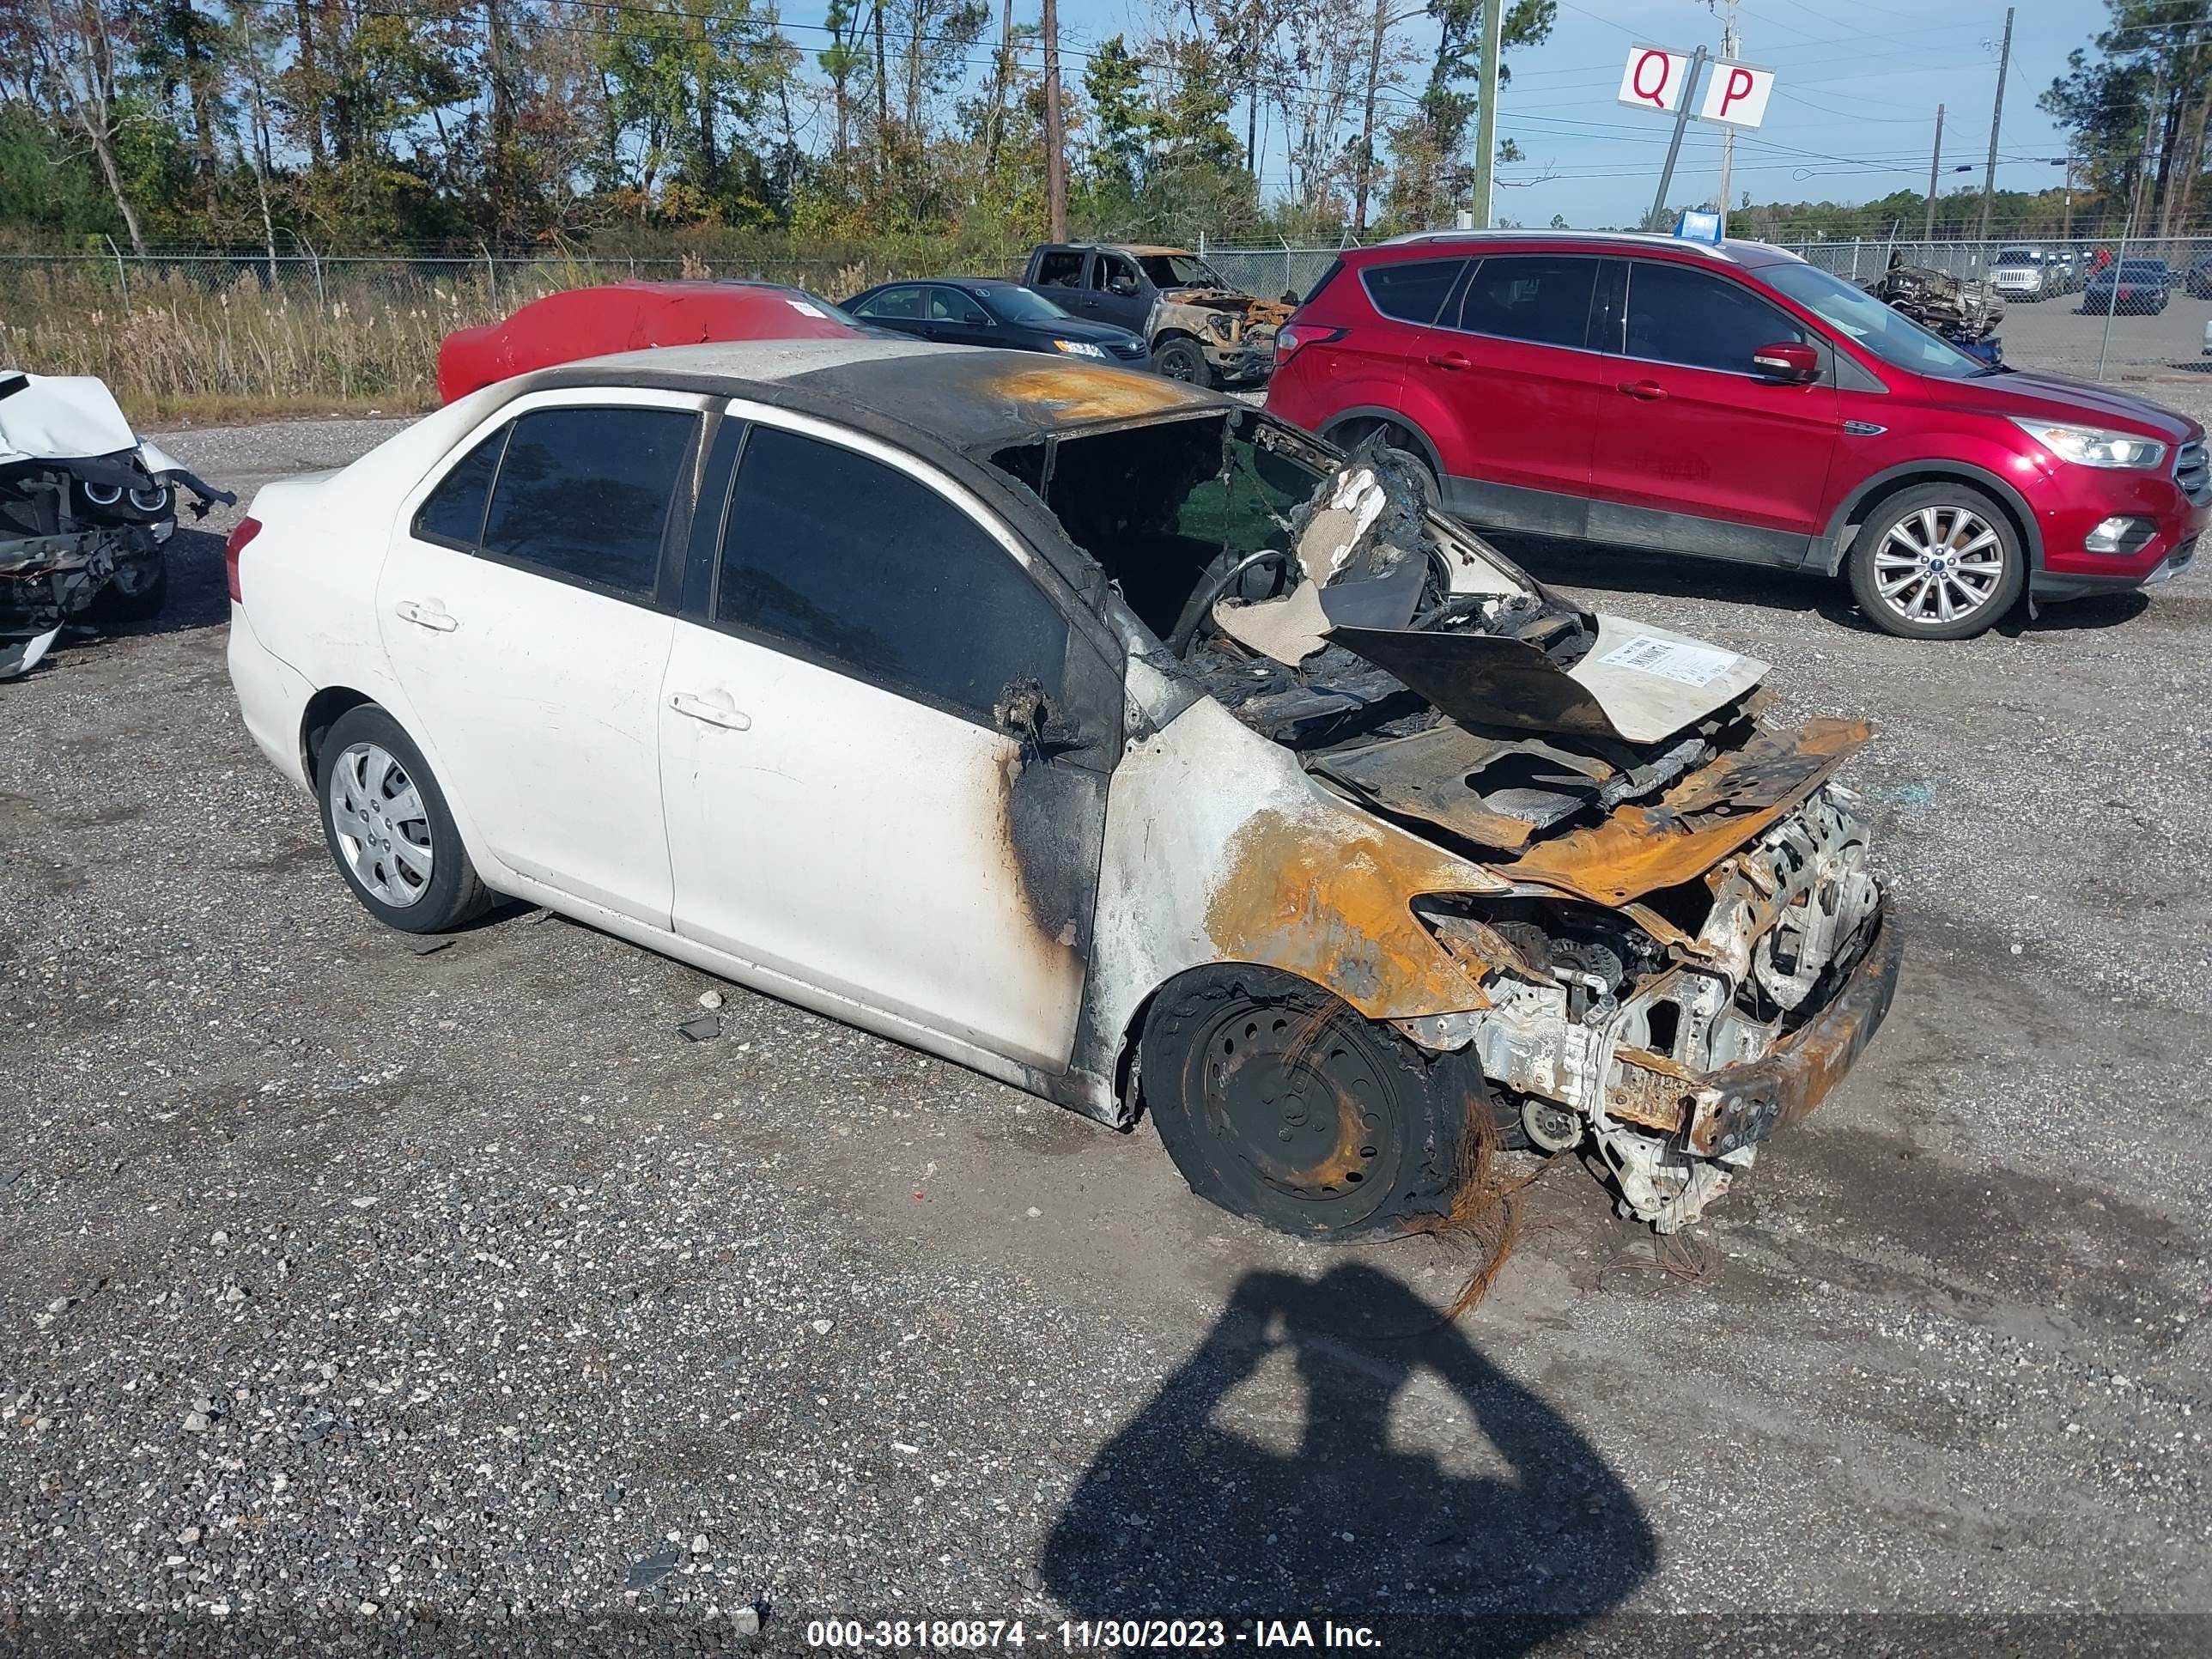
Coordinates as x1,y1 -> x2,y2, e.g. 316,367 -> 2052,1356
223,515 -> 261,604
1275,324 -> 1347,365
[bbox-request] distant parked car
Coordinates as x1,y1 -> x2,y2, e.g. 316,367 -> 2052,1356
435,281 -> 865,403
842,277 -> 1150,366
2082,259 -> 2172,315
2186,256 -> 2212,300
1267,229 -> 2209,641
1018,243 -> 1291,387
1990,245 -> 2065,301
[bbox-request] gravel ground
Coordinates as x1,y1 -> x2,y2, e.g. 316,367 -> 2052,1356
2,406 -> 2209,1657
1994,288 -> 2212,383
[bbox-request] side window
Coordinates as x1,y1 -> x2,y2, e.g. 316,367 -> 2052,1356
479,406 -> 696,600
929,288 -> 988,325
1036,251 -> 1085,288
413,426 -> 507,548
718,427 -> 1070,726
857,285 -> 922,319
1452,256 -> 1601,350
1093,253 -> 1139,295
1624,262 -> 1810,374
1360,258 -> 1467,325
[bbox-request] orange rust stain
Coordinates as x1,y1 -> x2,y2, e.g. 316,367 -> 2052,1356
1511,719 -> 1869,905
1203,807 -> 1496,1020
987,364 -> 1206,422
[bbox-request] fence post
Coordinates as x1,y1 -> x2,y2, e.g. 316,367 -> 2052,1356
480,239 -> 497,303
105,234 -> 130,307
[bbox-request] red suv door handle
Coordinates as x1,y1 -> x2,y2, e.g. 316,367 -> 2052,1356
1426,350 -> 1472,370
1617,380 -> 1668,400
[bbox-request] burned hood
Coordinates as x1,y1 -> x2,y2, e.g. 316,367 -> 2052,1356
1163,288 -> 1294,325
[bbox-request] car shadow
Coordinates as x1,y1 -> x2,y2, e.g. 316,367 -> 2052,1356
1038,1264 -> 1656,1649
39,526 -> 232,669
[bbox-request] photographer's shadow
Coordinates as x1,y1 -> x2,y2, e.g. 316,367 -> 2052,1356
1041,1265 -> 1654,1651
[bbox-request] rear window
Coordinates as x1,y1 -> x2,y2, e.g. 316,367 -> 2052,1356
2118,262 -> 2166,277
1360,258 -> 1467,325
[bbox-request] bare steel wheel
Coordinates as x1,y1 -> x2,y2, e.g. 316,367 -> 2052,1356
328,741 -> 434,907
1847,483 -> 2023,641
313,704 -> 492,933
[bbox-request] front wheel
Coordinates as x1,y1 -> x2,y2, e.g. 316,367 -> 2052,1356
314,704 -> 494,933
1152,337 -> 1212,388
1846,483 -> 2024,641
1139,965 -> 1470,1240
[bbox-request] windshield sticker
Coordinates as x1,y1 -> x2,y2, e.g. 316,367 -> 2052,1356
786,300 -> 828,318
1597,635 -> 1740,686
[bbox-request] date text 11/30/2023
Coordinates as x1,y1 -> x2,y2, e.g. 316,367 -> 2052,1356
804,1618 -> 1384,1649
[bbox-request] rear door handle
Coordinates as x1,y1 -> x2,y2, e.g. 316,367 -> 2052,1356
669,690 -> 752,731
394,599 -> 458,632
1426,350 -> 1472,370
1617,380 -> 1668,401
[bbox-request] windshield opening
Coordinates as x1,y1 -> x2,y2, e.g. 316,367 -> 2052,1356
981,284 -> 1073,324
1762,263 -> 1992,380
1138,253 -> 1226,289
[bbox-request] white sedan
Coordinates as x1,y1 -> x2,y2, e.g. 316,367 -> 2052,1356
227,338 -> 1897,1237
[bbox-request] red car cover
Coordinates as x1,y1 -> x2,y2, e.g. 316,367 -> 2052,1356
435,280 -> 864,404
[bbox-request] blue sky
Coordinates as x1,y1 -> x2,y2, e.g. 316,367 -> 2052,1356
1052,0 -> 2100,227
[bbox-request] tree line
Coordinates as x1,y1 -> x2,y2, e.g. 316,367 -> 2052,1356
0,0 -> 1556,255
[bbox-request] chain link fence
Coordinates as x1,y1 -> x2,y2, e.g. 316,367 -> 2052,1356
3,233 -> 2205,414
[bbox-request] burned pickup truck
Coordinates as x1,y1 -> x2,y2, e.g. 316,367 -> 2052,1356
1,371 -> 234,677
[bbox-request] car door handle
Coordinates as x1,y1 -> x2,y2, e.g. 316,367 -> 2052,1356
1426,350 -> 1472,370
394,599 -> 458,632
1617,380 -> 1668,400
669,690 -> 752,731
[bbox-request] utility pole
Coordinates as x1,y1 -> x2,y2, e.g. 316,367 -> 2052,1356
1923,104 -> 1945,243
1975,5 -> 2013,248
1042,0 -> 1066,241
1715,0 -> 1739,239
1468,0 -> 1504,229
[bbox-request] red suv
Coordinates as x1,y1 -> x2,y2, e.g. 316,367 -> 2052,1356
1267,232 -> 2209,641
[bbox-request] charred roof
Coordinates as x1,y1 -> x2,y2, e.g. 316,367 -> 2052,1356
538,339 -> 1231,453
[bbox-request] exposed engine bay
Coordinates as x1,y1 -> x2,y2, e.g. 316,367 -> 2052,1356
1000,408 -> 1891,1230
0,370 -> 234,678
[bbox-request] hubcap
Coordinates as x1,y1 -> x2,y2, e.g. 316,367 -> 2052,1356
327,741 -> 434,907
1873,504 -> 2004,626
1162,354 -> 1196,382
1200,1005 -> 1395,1203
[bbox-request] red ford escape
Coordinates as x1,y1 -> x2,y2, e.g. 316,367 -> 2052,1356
1267,232 -> 2209,641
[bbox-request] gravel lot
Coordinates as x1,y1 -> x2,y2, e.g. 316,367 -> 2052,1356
3,400 -> 2209,1656
1992,288 -> 2211,382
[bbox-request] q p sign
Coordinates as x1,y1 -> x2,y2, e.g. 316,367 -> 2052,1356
1617,45 -> 1691,113
1699,59 -> 1775,128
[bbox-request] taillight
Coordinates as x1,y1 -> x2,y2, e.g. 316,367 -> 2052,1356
223,515 -> 261,604
1274,323 -> 1347,365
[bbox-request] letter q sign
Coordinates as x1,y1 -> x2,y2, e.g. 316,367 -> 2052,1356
1616,46 -> 1691,113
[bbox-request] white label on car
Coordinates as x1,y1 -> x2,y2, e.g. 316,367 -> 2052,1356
786,300 -> 827,318
1597,635 -> 1740,686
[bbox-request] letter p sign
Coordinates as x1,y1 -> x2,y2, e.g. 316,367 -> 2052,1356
1698,59 -> 1775,128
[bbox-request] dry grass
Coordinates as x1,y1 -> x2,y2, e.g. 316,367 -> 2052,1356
0,244 -> 1007,423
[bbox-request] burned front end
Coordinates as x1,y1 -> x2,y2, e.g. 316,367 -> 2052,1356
1148,290 -> 1293,387
1013,403 -> 1898,1231
0,370 -> 233,676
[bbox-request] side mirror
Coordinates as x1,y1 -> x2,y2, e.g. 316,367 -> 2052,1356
1751,341 -> 1820,383
994,677 -> 1085,758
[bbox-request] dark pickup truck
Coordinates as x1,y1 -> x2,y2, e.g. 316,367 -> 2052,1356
1019,243 -> 1291,388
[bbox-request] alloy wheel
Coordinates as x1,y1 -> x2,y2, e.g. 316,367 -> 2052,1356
1871,504 -> 2006,628
327,741 -> 434,907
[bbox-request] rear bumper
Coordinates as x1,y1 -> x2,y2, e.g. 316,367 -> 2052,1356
1686,908 -> 1903,1158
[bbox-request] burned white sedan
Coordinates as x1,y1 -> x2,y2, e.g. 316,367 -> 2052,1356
226,340 -> 1898,1236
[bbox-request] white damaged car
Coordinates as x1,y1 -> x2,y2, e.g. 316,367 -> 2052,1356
225,340 -> 1899,1236
0,370 -> 234,677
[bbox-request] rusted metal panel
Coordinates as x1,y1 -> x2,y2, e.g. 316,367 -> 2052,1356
1311,726 -> 1540,853
1509,719 -> 1871,903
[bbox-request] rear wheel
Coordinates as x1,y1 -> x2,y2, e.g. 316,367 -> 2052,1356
1152,337 -> 1212,387
1847,483 -> 2023,641
1139,965 -> 1469,1240
314,704 -> 493,933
